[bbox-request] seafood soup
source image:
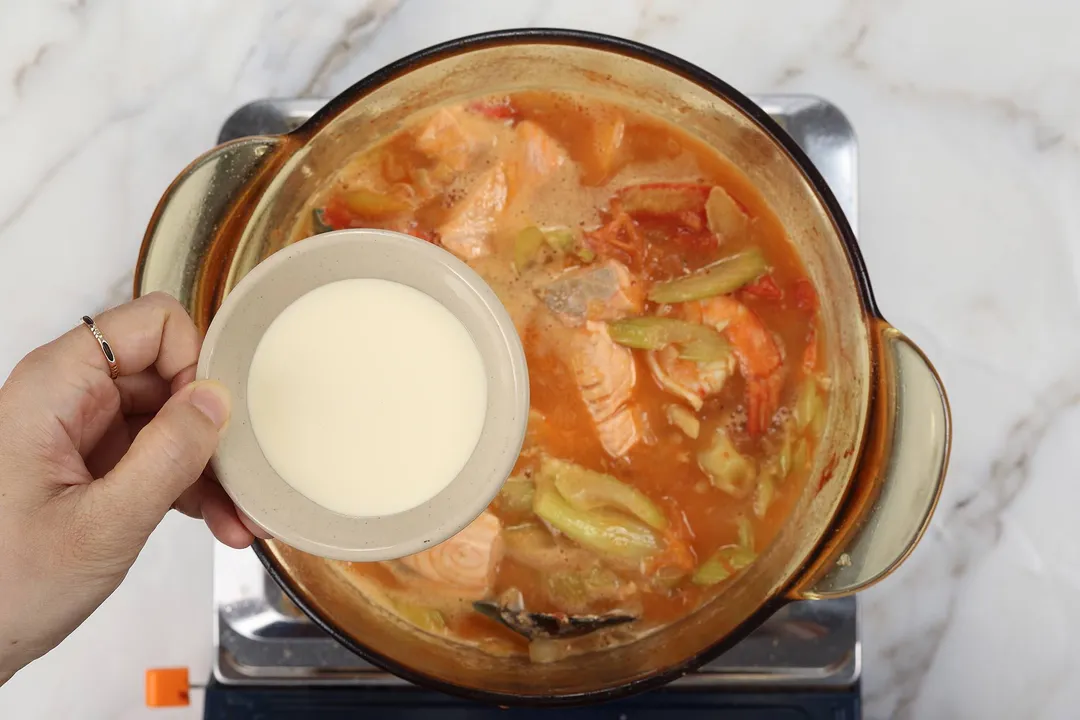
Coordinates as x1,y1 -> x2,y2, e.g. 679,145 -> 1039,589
292,91 -> 829,662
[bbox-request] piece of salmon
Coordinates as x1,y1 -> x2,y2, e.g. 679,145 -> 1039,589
415,107 -> 496,172
437,120 -> 569,260
398,510 -> 504,599
541,259 -> 644,327
510,120 -> 568,190
437,164 -> 509,259
564,321 -> 643,458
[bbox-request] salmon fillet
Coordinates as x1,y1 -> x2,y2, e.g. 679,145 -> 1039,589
399,510 -> 504,599
565,322 -> 643,458
541,259 -> 644,327
437,165 -> 509,259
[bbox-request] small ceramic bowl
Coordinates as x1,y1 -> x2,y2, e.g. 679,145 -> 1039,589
197,228 -> 530,561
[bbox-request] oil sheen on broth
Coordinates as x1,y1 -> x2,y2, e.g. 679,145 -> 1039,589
247,279 -> 487,517
294,92 -> 830,662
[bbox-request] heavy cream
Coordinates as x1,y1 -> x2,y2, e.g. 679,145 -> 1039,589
246,279 -> 488,517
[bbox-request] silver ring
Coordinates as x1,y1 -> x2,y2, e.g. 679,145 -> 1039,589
81,315 -> 120,379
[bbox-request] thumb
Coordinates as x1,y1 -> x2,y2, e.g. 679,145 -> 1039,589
102,380 -> 231,535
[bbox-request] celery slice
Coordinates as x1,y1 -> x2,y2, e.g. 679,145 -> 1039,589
648,249 -> 767,303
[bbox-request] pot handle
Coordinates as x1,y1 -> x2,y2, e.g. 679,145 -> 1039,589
788,321 -> 951,600
134,136 -> 284,316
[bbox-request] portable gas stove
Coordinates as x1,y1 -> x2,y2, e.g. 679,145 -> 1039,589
203,94 -> 861,719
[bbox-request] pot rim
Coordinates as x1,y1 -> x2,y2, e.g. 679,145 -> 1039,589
248,27 -> 877,706
255,541 -> 797,706
299,28 -> 878,319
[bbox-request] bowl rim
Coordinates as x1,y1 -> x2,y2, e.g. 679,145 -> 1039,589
249,28 -> 877,706
199,228 -> 529,562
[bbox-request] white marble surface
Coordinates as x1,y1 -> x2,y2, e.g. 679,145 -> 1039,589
1,0 -> 1077,718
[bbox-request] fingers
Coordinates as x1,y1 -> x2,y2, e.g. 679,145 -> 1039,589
172,476 -> 255,549
114,370 -> 172,415
83,416 -> 135,480
98,381 -> 230,535
83,412 -> 153,479
5,294 -> 202,456
35,292 -> 201,385
200,485 -> 257,549
239,509 -> 274,540
170,365 -> 197,395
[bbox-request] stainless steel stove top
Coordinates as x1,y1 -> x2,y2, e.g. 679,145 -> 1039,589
211,94 -> 860,690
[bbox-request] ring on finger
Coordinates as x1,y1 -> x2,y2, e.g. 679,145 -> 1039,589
80,315 -> 120,380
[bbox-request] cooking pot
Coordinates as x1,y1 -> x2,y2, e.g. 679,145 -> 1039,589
135,29 -> 950,705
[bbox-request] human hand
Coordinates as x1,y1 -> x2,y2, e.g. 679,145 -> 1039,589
0,292 -> 266,683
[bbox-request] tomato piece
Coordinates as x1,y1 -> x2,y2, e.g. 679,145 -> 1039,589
741,274 -> 783,301
318,195 -> 433,245
379,217 -> 436,244
582,109 -> 626,185
466,97 -> 517,121
615,183 -> 711,217
792,278 -> 818,311
339,188 -> 413,219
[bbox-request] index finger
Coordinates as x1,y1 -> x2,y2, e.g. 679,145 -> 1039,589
45,292 -> 202,386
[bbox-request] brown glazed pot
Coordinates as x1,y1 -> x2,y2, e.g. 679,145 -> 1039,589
134,29 -> 950,706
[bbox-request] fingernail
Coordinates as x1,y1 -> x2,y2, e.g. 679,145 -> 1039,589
189,382 -> 231,429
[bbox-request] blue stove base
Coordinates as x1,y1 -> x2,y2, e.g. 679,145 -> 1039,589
203,681 -> 860,719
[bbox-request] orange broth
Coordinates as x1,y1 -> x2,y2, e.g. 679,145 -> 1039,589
293,91 -> 828,657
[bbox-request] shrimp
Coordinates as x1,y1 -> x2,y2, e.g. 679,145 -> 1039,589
646,344 -> 735,412
399,510 -> 504,599
564,322 -> 643,458
685,295 -> 784,435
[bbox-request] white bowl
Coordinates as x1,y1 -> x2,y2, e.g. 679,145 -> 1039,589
197,229 -> 529,561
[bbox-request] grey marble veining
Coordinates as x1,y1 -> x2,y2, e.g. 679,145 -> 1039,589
2,1 -> 1078,718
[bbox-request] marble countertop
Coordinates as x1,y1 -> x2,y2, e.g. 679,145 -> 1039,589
2,1 -> 1077,718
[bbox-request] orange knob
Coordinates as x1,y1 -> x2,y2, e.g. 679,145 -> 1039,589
145,667 -> 190,707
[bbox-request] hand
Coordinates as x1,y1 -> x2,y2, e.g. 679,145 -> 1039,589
0,292 -> 266,683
